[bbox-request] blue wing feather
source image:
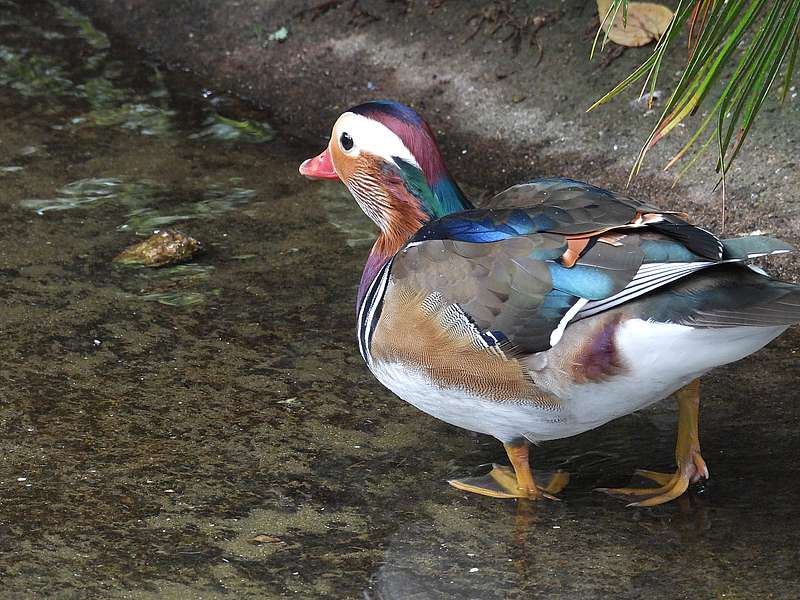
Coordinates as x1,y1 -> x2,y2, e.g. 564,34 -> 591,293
413,209 -> 558,243
548,263 -> 617,300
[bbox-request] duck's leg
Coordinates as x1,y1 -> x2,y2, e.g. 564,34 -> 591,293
449,440 -> 569,500
598,378 -> 709,507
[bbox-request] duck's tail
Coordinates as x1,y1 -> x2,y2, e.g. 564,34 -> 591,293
721,235 -> 794,260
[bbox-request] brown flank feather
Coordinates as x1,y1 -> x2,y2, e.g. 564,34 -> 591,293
371,284 -> 561,409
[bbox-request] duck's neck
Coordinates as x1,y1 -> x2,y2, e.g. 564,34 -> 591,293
393,157 -> 472,218
355,162 -> 471,311
356,215 -> 427,311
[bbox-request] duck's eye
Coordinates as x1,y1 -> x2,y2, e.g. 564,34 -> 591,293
340,132 -> 354,151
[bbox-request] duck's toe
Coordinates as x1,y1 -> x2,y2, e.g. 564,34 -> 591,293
596,457 -> 708,507
449,464 -> 569,500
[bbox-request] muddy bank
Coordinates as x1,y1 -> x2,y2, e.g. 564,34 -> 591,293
70,0 -> 800,278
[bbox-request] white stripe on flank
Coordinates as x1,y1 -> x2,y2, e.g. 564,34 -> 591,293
357,258 -> 394,367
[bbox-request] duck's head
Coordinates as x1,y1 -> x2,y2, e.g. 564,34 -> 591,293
300,100 -> 471,253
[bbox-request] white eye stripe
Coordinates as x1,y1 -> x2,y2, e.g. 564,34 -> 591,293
333,112 -> 419,167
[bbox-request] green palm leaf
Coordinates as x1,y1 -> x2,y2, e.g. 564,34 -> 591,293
590,0 -> 800,183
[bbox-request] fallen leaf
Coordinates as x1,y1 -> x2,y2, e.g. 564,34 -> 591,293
597,0 -> 673,47
250,534 -> 282,544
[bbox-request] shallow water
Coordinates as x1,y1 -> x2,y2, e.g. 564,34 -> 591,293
1,2 -> 799,598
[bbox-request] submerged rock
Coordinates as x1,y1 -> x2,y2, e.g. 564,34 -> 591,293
114,228 -> 201,267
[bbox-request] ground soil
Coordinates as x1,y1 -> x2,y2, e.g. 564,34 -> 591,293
70,0 -> 800,279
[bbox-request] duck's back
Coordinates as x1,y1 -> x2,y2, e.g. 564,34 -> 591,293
378,178 -> 792,354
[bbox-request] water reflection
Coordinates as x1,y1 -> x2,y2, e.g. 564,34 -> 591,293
367,495 -> 710,600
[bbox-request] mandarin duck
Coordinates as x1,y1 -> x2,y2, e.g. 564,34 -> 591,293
299,100 -> 800,506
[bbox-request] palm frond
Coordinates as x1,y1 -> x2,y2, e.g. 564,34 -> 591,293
590,0 -> 800,183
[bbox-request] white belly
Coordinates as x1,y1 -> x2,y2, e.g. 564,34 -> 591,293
368,320 -> 787,444
370,361 -> 567,443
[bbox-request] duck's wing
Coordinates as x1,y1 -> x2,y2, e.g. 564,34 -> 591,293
417,177 -> 725,261
392,181 -> 793,354
482,177 -> 654,211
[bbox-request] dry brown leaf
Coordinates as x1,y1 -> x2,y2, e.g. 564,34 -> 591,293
249,534 -> 282,544
597,0 -> 673,47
